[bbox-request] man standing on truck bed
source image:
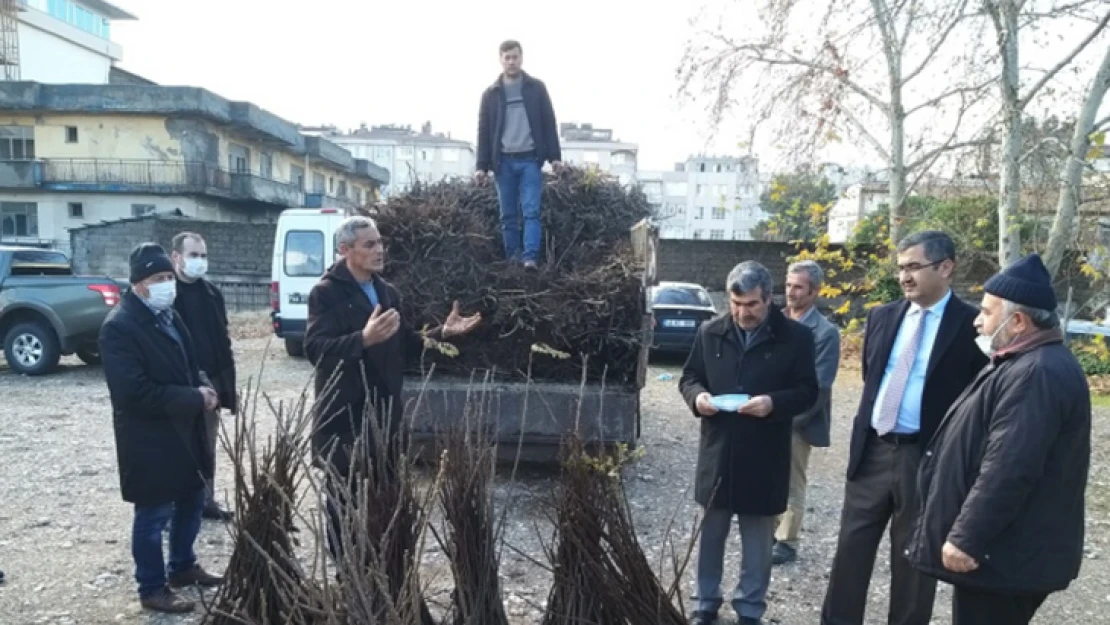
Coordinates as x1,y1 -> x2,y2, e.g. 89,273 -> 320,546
475,39 -> 562,269
305,216 -> 481,559
171,231 -> 237,522
99,243 -> 224,614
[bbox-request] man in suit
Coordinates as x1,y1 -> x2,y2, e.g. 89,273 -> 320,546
772,260 -> 841,566
820,230 -> 988,625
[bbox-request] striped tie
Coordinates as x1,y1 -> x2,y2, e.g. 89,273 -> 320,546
874,310 -> 928,436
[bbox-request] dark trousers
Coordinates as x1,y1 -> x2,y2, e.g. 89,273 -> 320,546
203,409 -> 220,507
131,488 -> 205,598
821,432 -> 936,625
952,586 -> 1047,625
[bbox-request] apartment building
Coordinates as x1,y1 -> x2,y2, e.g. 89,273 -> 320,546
9,0 -> 136,84
0,82 -> 389,254
559,122 -> 638,186
303,122 -> 475,198
641,155 -> 762,240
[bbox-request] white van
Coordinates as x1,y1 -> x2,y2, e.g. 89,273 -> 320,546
270,208 -> 350,356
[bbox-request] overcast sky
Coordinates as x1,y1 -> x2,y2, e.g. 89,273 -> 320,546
109,0 -> 773,172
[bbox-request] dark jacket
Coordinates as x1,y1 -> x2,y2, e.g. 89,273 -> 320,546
304,261 -> 439,472
847,294 -> 987,480
908,331 -> 1091,594
476,72 -> 561,172
173,277 -> 237,414
679,306 -> 819,516
793,307 -> 841,447
99,291 -> 213,506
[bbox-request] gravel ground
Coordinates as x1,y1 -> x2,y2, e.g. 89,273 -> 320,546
1,335 -> 1107,625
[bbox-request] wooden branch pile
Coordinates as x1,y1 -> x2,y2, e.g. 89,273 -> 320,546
375,167 -> 652,385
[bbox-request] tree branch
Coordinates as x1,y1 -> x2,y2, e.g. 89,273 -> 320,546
904,78 -> 996,116
1019,8 -> 1110,109
907,139 -> 991,172
836,104 -> 894,162
901,0 -> 974,85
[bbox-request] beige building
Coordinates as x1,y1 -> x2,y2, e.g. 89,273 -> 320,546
0,82 -> 388,254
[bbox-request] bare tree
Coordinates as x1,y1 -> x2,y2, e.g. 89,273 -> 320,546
983,0 -> 1110,266
678,0 -> 995,246
1043,40 -> 1110,277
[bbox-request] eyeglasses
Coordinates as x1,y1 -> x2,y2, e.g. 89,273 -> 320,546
897,259 -> 946,274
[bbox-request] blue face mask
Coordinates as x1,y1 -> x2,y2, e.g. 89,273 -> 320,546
145,280 -> 177,311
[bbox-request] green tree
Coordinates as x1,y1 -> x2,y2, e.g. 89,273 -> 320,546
754,171 -> 839,242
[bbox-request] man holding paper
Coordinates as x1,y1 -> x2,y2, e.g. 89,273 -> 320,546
680,260 -> 819,625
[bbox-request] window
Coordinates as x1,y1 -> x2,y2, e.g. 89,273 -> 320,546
355,188 -> 364,205
441,148 -> 459,163
328,177 -> 335,193
420,150 -> 430,161
259,153 -> 274,179
0,126 -> 35,160
692,229 -> 704,240
712,207 -> 727,220
284,230 -> 325,277
132,204 -> 156,217
373,146 -> 393,162
313,173 -> 325,193
396,146 -> 413,160
611,152 -> 629,165
65,126 -> 78,143
715,164 -> 722,173
291,165 -> 305,190
694,206 -> 704,220
228,143 -> 250,174
696,184 -> 705,196
338,180 -> 348,198
710,229 -> 725,240
698,163 -> 706,172
652,286 -> 713,307
1,202 -> 37,237
68,202 -> 83,218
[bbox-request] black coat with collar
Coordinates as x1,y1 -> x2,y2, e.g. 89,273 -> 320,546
99,291 -> 212,506
304,261 -> 438,472
847,293 -> 988,481
173,277 -> 237,414
476,71 -> 561,172
679,305 -> 819,516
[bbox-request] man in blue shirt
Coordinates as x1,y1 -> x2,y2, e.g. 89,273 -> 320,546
821,231 -> 988,625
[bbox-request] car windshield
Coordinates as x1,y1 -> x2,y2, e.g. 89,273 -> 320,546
653,286 -> 711,307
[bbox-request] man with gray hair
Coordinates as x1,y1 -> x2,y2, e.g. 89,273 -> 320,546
680,260 -> 818,625
772,260 -> 841,566
908,253 -> 1090,625
304,216 -> 481,560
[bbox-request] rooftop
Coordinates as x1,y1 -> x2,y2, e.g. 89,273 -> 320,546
78,0 -> 138,20
308,122 -> 474,148
0,82 -> 388,185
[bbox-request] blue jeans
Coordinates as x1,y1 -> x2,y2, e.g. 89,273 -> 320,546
131,488 -> 205,598
494,155 -> 543,262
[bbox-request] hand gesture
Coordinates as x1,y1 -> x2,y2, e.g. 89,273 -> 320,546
442,300 -> 481,338
200,386 -> 219,412
738,395 -> 773,418
362,305 -> 401,347
695,392 -> 718,417
942,541 -> 979,573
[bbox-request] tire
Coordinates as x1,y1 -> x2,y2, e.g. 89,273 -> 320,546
76,345 -> 102,366
3,322 -> 61,376
284,338 -> 305,358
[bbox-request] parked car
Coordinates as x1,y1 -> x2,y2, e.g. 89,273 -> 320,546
0,246 -> 122,375
649,281 -> 718,355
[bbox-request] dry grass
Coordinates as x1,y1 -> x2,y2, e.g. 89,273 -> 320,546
229,310 -> 274,341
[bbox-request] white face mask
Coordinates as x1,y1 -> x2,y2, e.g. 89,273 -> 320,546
145,280 -> 177,311
976,313 -> 1015,356
183,257 -> 208,279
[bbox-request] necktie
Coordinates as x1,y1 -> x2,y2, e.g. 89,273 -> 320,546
874,309 -> 928,436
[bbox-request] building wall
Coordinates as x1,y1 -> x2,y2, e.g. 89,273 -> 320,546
17,20 -> 112,84
328,137 -> 475,197
642,157 -> 762,241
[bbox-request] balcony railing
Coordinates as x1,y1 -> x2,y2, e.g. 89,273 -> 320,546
40,159 -> 232,192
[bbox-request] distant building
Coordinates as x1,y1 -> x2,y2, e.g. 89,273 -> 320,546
827,182 -> 891,243
0,82 -> 388,254
303,122 -> 475,197
559,122 -> 638,186
12,0 -> 137,84
641,155 -> 762,240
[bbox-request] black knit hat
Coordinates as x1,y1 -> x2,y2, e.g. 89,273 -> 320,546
129,242 -> 175,284
984,253 -> 1057,311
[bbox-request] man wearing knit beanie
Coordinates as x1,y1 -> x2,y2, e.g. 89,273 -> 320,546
908,253 -> 1091,625
99,242 -> 224,613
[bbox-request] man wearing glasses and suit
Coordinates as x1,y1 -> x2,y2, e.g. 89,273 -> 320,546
821,230 -> 989,625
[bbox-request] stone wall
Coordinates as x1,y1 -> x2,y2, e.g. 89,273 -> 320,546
70,214 -> 277,310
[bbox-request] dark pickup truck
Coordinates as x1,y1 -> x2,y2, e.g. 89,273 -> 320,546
0,246 -> 123,375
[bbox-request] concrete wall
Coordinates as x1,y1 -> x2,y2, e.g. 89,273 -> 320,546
70,215 -> 278,310
17,13 -> 115,85
657,239 -> 797,293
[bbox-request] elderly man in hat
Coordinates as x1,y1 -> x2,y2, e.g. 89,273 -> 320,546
907,253 -> 1091,625
99,243 -> 224,614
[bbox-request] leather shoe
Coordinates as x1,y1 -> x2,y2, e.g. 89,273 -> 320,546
771,541 -> 797,565
0,568 -> 5,584
168,564 -> 224,589
689,611 -> 718,625
202,503 -> 233,522
140,586 -> 194,613
738,618 -> 763,625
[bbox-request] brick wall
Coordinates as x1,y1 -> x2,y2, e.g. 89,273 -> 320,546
657,240 -> 798,293
70,215 -> 278,310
